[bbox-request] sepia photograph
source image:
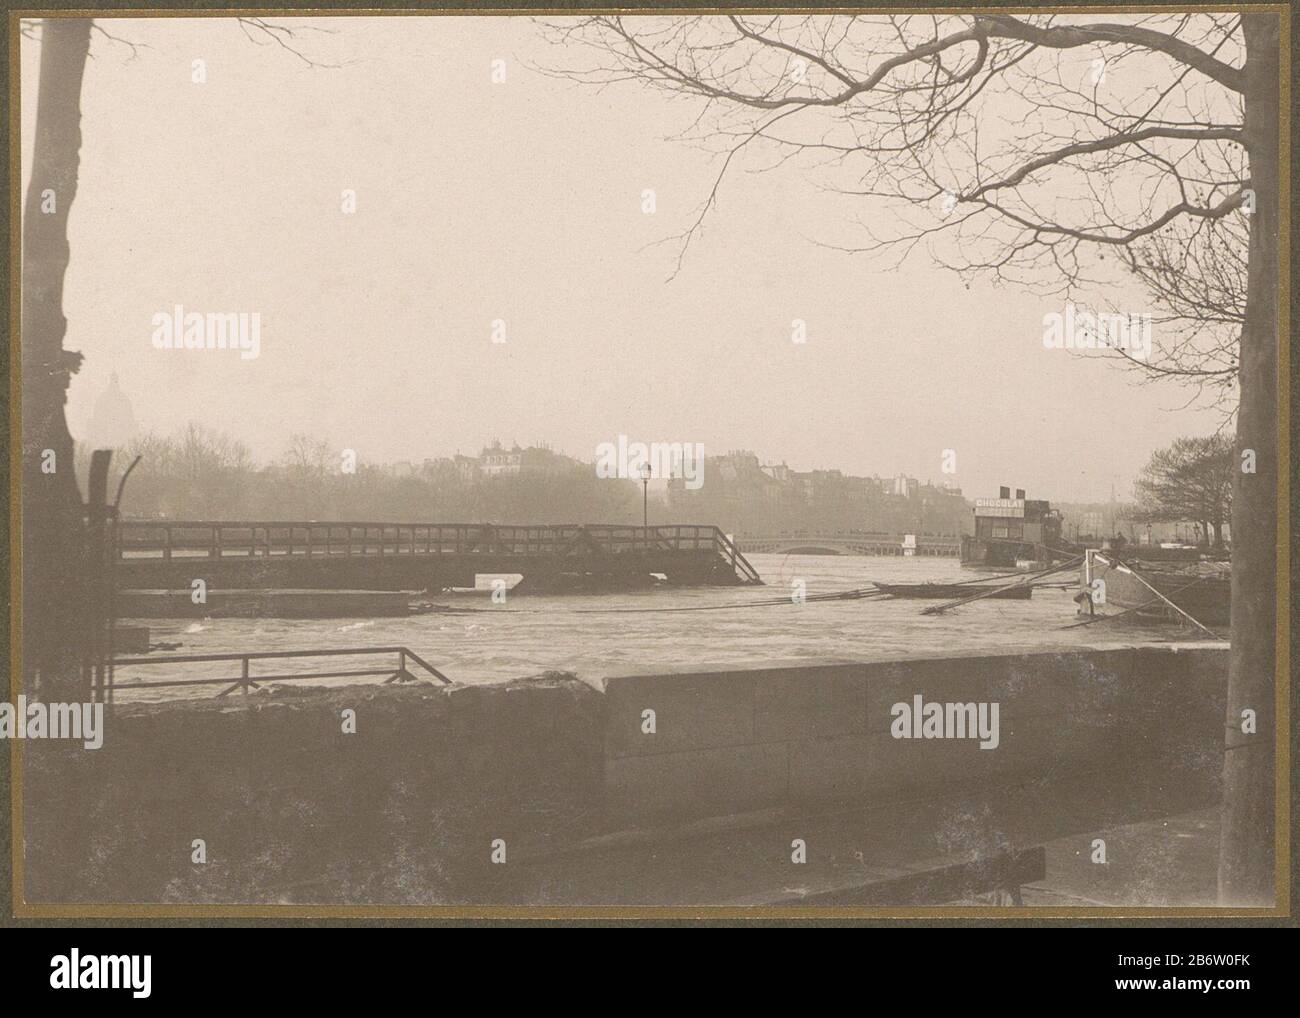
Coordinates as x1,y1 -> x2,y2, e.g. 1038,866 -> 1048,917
3,0 -> 1292,939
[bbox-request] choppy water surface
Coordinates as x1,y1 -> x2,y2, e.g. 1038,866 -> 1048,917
114,554 -> 1186,700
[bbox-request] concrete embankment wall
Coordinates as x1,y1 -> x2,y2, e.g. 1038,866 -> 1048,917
23,677 -> 604,905
22,645 -> 1227,906
600,646 -> 1227,823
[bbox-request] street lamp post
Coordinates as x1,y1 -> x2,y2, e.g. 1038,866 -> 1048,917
640,461 -> 652,528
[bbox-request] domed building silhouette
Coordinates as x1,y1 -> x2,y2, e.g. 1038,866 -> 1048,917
84,372 -> 138,450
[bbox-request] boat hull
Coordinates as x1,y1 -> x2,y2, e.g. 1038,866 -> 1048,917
960,536 -> 1071,571
1082,554 -> 1230,626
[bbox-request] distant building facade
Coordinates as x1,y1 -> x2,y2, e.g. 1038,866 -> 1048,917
662,450 -> 970,537
477,440 -> 578,478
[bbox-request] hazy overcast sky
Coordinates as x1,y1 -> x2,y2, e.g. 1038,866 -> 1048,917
22,16 -> 1227,501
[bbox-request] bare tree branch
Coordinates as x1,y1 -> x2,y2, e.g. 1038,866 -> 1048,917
539,13 -> 1248,393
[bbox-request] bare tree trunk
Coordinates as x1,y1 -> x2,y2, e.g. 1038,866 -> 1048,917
21,18 -> 92,699
1219,11 -> 1279,906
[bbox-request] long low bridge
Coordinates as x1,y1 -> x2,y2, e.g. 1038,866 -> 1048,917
114,521 -> 763,591
735,533 -> 962,557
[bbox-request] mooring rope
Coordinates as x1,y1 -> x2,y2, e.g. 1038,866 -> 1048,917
570,587 -> 890,614
920,555 -> 1086,615
417,574 -> 1059,616
1058,574 -> 1212,631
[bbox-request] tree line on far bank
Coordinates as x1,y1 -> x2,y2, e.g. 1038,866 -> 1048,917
82,423 -> 1230,545
79,423 -> 966,535
78,425 -> 642,525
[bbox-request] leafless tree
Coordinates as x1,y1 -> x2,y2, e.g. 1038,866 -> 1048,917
541,11 -> 1280,906
22,18 -> 94,704
280,433 -> 335,479
1133,434 -> 1234,545
20,17 -> 327,697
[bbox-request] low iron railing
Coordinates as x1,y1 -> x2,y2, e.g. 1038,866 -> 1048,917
103,645 -> 452,702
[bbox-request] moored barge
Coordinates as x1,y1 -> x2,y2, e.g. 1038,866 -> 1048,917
1081,549 -> 1230,627
960,486 -> 1070,569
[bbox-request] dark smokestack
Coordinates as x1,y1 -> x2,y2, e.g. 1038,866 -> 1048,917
1015,488 -> 1025,500
999,486 -> 1010,500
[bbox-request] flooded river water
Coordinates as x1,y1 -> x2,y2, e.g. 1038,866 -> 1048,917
114,553 -> 1187,700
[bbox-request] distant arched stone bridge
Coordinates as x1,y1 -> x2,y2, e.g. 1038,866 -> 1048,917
734,533 -> 962,557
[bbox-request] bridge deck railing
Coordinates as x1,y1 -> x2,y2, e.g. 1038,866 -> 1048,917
115,521 -> 736,563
